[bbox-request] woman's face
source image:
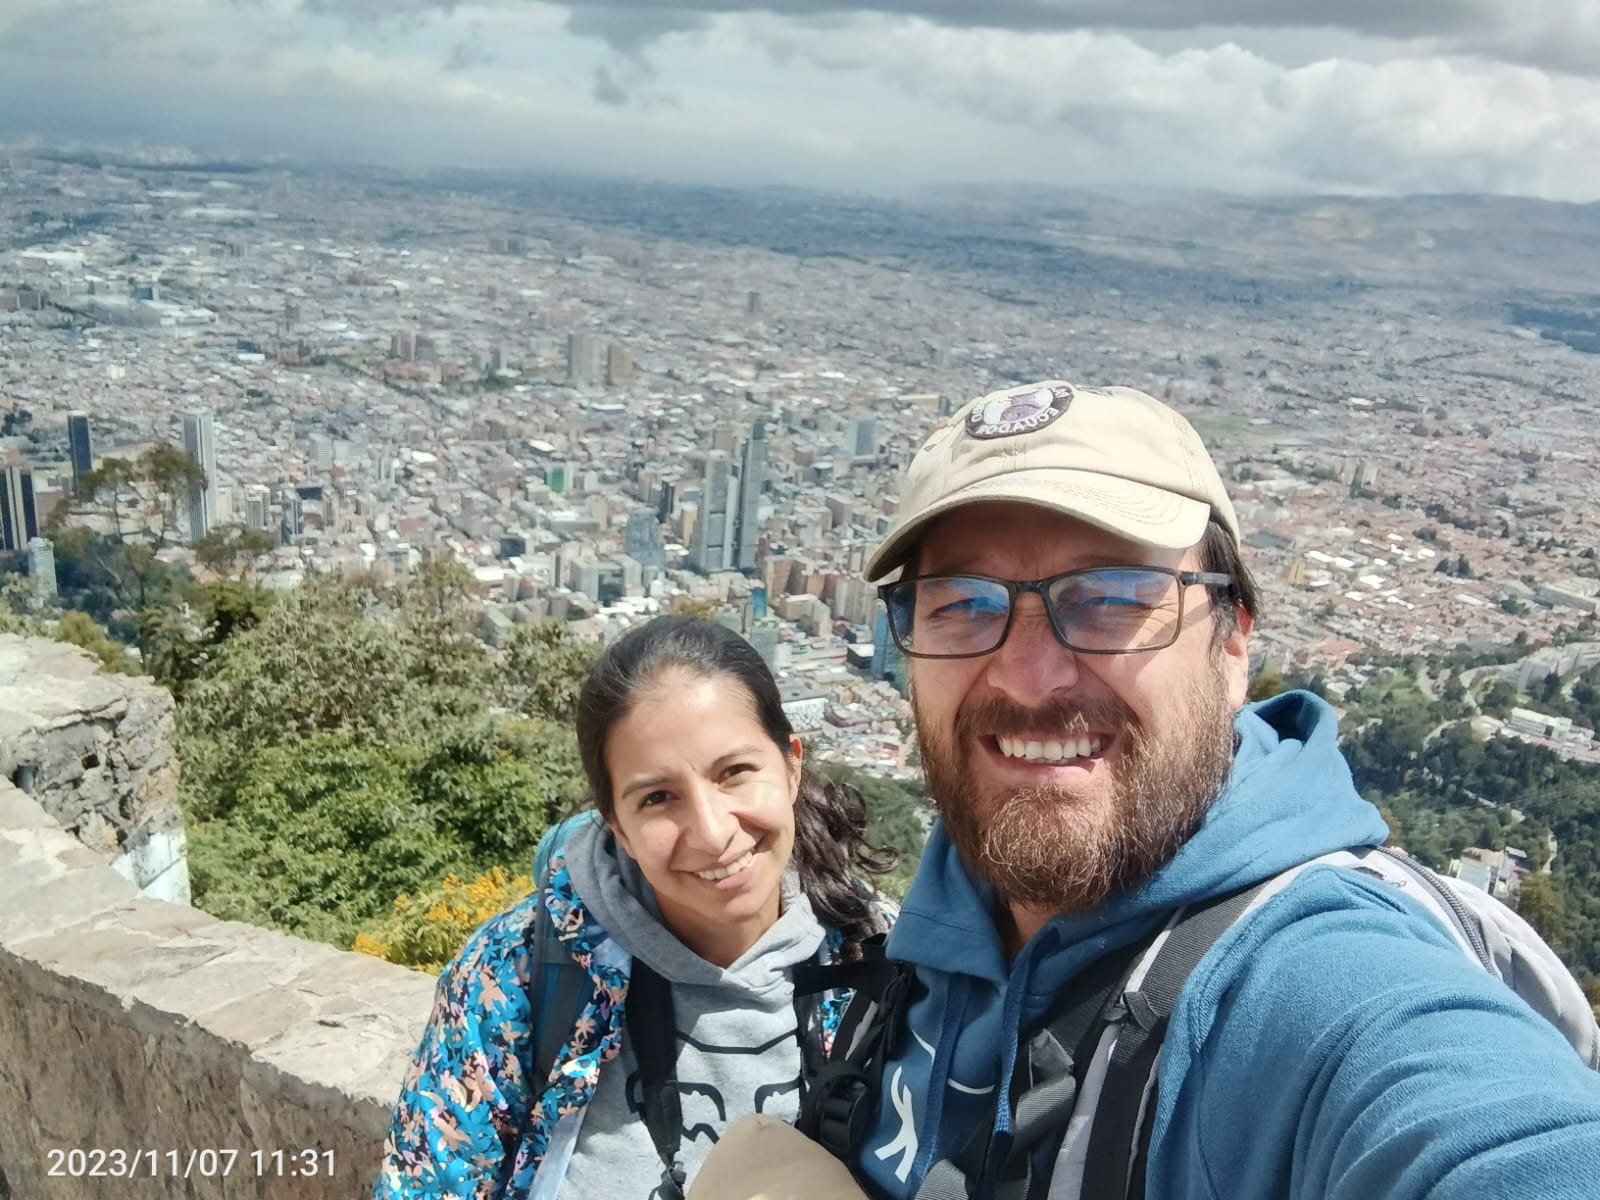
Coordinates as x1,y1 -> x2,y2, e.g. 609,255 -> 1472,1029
604,669 -> 802,966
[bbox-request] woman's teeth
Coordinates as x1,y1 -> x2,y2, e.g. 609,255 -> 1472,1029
996,735 -> 1104,763
694,849 -> 755,881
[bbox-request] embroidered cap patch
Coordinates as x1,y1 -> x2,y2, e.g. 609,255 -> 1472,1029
965,382 -> 1074,440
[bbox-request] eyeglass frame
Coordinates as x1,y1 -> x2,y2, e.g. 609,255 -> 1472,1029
876,566 -> 1237,660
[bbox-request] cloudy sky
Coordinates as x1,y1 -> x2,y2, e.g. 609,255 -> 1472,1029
2,0 -> 1599,201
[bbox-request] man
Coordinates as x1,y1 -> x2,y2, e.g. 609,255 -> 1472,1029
853,380 -> 1600,1199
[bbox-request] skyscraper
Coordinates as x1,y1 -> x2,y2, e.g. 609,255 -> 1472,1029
244,484 -> 271,533
567,332 -> 600,386
733,421 -> 768,573
847,417 -> 877,458
1,462 -> 38,553
27,537 -> 57,601
606,342 -> 632,387
623,507 -> 666,569
182,410 -> 218,542
67,411 -> 93,491
872,607 -> 902,682
279,485 -> 303,544
689,451 -> 735,574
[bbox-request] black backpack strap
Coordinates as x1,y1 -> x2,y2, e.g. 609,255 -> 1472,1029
795,935 -> 918,1163
1078,880 -> 1270,1200
1001,930 -> 1163,1200
627,959 -> 688,1200
913,930 -> 1160,1200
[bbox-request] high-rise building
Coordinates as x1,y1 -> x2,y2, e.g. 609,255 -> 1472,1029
623,507 -> 666,569
872,607 -> 902,682
67,411 -> 93,491
746,290 -> 762,318
733,421 -> 768,573
27,536 -> 57,601
606,342 -> 632,387
748,620 -> 780,671
279,485 -> 303,544
689,451 -> 735,574
244,484 -> 272,532
847,417 -> 877,458
182,410 -> 218,542
567,332 -> 600,386
1,462 -> 38,553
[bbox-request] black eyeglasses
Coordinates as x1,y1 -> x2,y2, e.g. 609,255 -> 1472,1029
877,567 -> 1235,659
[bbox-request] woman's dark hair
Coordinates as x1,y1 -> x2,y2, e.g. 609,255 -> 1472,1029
576,614 -> 895,957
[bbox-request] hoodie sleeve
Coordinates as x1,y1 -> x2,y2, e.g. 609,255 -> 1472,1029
374,900 -> 541,1200
1155,868 -> 1600,1200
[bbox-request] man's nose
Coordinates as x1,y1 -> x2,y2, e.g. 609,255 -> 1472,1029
981,594 -> 1080,705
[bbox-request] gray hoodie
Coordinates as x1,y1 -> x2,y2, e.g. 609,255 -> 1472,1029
558,817 -> 827,1199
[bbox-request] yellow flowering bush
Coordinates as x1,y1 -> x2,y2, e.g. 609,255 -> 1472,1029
354,867 -> 535,973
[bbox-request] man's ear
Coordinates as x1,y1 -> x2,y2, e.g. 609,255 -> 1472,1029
1222,608 -> 1254,711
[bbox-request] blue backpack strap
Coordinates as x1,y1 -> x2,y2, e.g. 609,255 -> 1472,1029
531,813 -> 603,1084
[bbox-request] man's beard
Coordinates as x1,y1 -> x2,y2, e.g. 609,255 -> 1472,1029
916,664 -> 1237,915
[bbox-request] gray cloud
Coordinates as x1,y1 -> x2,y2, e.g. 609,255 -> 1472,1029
551,0 -> 1494,40
298,0 -> 463,18
444,38 -> 496,70
566,5 -> 711,53
547,0 -> 1600,77
592,63 -> 630,104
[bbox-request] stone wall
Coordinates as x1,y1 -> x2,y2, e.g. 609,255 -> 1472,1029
0,634 -> 187,903
0,777 -> 437,1199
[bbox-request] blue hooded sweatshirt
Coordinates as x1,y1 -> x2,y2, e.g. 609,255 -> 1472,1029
857,692 -> 1600,1199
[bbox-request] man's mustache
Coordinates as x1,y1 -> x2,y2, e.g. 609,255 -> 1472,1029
953,696 -> 1141,742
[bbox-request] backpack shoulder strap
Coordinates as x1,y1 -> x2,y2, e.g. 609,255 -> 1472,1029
1075,880 -> 1271,1200
794,935 -> 917,1162
530,815 -> 598,1083
627,958 -> 689,1200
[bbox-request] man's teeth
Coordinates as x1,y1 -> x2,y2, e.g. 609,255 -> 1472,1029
996,735 -> 1104,762
694,850 -> 755,881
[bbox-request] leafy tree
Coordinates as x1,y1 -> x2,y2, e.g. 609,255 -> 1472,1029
138,443 -> 208,547
1516,873 -> 1565,947
494,620 -> 599,726
192,525 -> 276,578
1480,679 -> 1520,719
1247,669 -> 1285,703
54,611 -> 138,674
188,734 -> 456,944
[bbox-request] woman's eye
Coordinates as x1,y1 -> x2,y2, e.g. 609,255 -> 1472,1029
723,763 -> 757,781
641,790 -> 672,808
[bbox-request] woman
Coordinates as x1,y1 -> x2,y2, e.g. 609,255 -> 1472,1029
377,616 -> 896,1199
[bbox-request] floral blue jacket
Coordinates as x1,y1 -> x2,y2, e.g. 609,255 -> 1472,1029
375,843 -> 896,1199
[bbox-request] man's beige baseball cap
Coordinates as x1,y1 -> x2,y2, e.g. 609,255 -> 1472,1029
865,380 -> 1240,582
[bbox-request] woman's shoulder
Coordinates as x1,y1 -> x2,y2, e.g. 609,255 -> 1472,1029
446,886 -> 547,980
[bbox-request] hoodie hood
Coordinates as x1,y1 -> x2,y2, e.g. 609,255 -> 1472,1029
562,812 -> 825,997
890,691 -> 1387,976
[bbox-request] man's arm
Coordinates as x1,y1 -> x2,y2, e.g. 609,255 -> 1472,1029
1156,868 -> 1600,1200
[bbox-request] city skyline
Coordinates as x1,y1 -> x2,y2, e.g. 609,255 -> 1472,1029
2,1 -> 1600,202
